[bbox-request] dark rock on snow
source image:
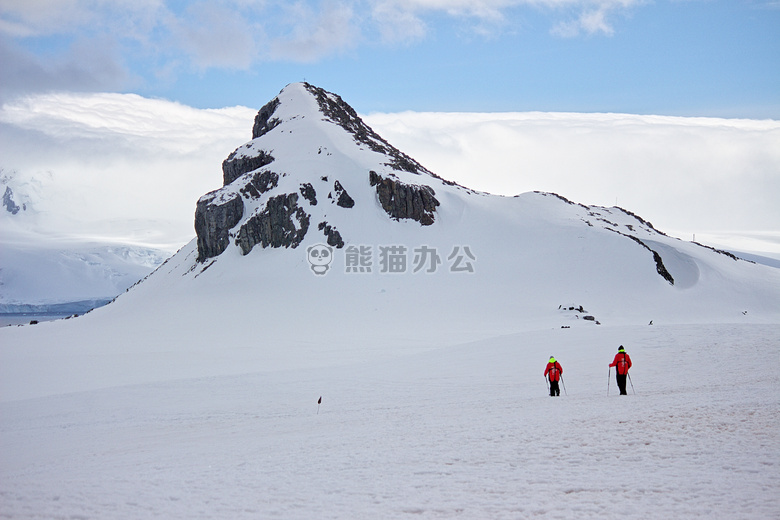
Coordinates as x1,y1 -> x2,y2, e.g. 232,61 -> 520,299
369,171 -> 439,226
300,183 -> 317,205
195,194 -> 244,262
252,98 -> 282,139
332,181 -> 354,208
318,222 -> 345,248
222,149 -> 275,186
3,186 -> 21,215
235,193 -> 310,254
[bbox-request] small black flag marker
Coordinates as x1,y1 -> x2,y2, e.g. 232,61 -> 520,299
317,396 -> 322,414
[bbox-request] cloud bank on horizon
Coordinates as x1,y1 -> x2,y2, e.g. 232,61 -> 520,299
1,91 -> 778,258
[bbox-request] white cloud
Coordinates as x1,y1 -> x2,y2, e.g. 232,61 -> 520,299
0,0 -> 648,91
0,0 -> 165,38
172,2 -> 260,70
0,92 -> 256,250
1,91 -> 778,257
371,0 -> 645,37
364,111 -> 780,247
552,6 -> 615,36
370,1 -> 428,44
269,1 -> 358,62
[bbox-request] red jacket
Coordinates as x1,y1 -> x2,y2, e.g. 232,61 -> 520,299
609,352 -> 632,375
544,361 -> 562,382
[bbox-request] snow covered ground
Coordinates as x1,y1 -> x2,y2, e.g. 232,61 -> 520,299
1,323 -> 778,519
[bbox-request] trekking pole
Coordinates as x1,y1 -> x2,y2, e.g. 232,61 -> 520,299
545,376 -> 550,396
607,367 -> 611,396
560,375 -> 568,396
627,372 -> 636,395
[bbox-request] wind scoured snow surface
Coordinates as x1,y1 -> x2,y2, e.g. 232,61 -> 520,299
0,324 -> 778,519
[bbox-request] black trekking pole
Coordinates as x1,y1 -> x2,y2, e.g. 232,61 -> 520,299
560,375 -> 568,396
627,372 -> 636,395
607,367 -> 611,396
545,376 -> 550,396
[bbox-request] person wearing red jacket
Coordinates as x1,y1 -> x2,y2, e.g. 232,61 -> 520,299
609,345 -> 632,395
544,356 -> 563,397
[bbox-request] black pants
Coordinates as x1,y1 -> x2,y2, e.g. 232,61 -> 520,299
616,373 -> 627,395
549,380 -> 560,397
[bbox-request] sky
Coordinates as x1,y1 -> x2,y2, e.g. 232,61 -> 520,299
1,0 -> 779,117
0,0 -> 779,258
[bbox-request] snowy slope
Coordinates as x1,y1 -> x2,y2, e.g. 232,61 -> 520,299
1,324 -> 778,519
0,83 -> 778,519
0,232 -> 166,307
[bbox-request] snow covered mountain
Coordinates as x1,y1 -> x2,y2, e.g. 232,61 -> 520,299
2,81 -> 778,389
0,170 -> 169,317
180,81 -> 777,327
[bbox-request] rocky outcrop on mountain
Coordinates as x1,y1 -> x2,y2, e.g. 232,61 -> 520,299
300,183 -> 317,205
235,193 -> 309,254
193,82 -> 448,263
222,149 -> 275,186
369,171 -> 440,226
3,186 -> 21,215
318,221 -> 344,248
606,229 -> 675,286
252,98 -> 281,139
332,180 -> 354,208
239,171 -> 279,200
195,193 -> 243,262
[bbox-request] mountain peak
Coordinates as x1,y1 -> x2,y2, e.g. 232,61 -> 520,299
195,83 -> 455,263
248,82 -> 434,177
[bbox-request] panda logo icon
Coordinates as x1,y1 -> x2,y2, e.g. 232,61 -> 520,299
307,244 -> 333,275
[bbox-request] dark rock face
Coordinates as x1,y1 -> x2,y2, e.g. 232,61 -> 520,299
318,222 -> 344,248
195,193 -> 244,262
222,149 -> 275,186
369,171 -> 439,226
252,98 -> 281,139
300,183 -> 317,205
195,171 -> 279,262
3,186 -> 20,215
240,170 -> 279,200
235,193 -> 310,254
333,180 -> 354,208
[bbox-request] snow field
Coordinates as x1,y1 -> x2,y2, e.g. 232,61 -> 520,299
1,323 -> 778,519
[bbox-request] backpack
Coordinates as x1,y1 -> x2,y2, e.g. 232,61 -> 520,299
617,353 -> 628,374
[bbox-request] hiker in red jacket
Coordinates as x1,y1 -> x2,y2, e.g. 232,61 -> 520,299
544,356 -> 563,397
609,345 -> 632,395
